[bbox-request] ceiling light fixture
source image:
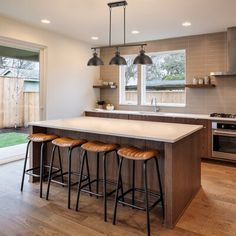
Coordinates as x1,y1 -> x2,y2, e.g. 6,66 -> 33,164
87,1 -> 152,66
182,21 -> 191,27
41,19 -> 51,24
131,30 -> 140,34
91,36 -> 99,40
87,49 -> 104,66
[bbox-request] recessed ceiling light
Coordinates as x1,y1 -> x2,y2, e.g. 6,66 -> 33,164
91,36 -> 99,40
182,21 -> 191,27
41,19 -> 51,24
131,30 -> 140,34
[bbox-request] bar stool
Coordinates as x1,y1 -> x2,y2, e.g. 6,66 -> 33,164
20,133 -> 59,198
113,146 -> 164,236
46,137 -> 88,209
76,141 -> 124,222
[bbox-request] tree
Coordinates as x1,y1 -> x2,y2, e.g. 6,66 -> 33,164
145,52 -> 185,81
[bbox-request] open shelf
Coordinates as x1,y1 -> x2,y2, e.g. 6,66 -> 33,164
93,85 -> 117,89
185,84 -> 216,88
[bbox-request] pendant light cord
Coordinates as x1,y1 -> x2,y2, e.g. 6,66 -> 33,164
109,7 -> 112,46
124,6 -> 126,45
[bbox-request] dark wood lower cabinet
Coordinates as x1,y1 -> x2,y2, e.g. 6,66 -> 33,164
85,111 -> 212,158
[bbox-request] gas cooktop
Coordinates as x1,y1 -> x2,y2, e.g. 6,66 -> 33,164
210,113 -> 236,118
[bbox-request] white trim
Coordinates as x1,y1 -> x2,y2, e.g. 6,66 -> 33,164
119,54 -> 138,105
143,103 -> 186,108
0,36 -> 47,120
141,49 -> 186,106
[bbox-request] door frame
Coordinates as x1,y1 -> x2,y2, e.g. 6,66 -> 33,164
0,35 -> 47,120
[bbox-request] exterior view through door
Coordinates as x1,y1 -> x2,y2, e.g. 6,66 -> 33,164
0,45 -> 40,164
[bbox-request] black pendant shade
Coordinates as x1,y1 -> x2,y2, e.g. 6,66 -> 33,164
109,50 -> 127,65
87,52 -> 104,66
133,48 -> 153,65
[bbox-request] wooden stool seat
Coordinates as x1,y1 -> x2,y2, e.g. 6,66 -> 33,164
28,133 -> 58,142
118,147 -> 157,160
52,137 -> 87,148
81,141 -> 119,152
21,132 -> 59,198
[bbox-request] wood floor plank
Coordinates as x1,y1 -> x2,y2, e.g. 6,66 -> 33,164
0,160 -> 235,236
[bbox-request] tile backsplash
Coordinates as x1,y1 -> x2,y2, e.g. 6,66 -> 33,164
99,32 -> 236,114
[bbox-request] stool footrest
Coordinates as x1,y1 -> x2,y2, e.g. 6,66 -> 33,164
117,187 -> 162,211
51,172 -> 89,187
80,178 -> 119,197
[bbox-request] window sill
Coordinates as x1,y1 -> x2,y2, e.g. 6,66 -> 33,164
119,103 -> 138,106
141,103 -> 186,108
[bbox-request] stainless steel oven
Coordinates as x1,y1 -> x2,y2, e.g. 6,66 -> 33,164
212,122 -> 236,162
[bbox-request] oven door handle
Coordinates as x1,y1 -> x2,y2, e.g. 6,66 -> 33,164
213,130 -> 236,137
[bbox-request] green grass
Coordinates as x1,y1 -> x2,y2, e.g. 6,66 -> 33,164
0,132 -> 28,148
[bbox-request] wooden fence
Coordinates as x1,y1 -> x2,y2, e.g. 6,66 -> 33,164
0,77 -> 39,128
125,90 -> 185,104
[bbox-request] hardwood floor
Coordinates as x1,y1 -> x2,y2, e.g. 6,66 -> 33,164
0,160 -> 235,236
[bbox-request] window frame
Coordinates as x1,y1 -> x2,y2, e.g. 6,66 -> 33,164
141,49 -> 186,107
119,54 -> 138,105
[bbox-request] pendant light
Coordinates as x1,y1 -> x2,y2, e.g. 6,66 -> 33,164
87,1 -> 152,66
109,48 -> 127,65
87,49 -> 104,66
133,45 -> 153,65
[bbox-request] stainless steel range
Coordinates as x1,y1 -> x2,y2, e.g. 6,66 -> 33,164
212,119 -> 236,162
210,113 -> 236,119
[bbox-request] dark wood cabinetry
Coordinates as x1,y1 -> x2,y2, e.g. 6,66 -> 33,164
85,111 -> 212,158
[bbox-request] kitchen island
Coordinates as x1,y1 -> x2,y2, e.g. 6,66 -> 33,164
29,116 -> 202,229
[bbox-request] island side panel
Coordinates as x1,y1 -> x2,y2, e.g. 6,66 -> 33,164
164,131 -> 201,228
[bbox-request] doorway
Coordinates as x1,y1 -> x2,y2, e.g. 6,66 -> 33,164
0,42 -> 44,164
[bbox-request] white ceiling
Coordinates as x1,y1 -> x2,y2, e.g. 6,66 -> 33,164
0,0 -> 236,46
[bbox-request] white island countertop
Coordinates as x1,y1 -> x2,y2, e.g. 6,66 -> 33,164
29,116 -> 202,143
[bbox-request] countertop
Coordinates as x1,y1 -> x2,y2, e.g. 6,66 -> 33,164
86,109 -> 236,122
29,116 -> 202,143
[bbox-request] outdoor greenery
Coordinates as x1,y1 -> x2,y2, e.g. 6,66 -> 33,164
0,132 -> 28,148
124,50 -> 185,85
146,51 -> 185,81
125,57 -> 137,85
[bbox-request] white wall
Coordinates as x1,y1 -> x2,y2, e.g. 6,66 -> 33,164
0,15 -> 99,119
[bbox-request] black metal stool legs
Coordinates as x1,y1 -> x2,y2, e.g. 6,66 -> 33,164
39,142 -> 46,198
46,145 -> 57,200
116,152 -> 124,202
58,147 -> 64,185
76,150 -> 86,211
103,152 -> 107,222
113,156 -> 124,225
132,160 -> 135,207
85,151 -> 92,195
113,156 -> 164,236
154,157 -> 165,217
143,160 -> 150,236
96,152 -> 99,198
68,148 -> 72,209
20,140 -> 31,192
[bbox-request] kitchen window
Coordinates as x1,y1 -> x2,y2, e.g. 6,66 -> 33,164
141,50 -> 186,106
119,55 -> 138,105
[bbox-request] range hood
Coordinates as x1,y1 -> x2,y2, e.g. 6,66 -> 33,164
211,27 -> 236,76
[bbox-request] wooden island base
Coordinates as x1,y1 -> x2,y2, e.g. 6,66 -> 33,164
30,124 -> 201,229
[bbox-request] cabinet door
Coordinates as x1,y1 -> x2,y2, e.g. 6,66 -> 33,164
175,118 -> 210,158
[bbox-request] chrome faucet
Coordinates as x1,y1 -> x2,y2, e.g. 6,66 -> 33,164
151,97 -> 160,112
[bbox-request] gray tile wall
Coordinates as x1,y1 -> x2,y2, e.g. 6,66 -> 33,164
99,32 -> 236,114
